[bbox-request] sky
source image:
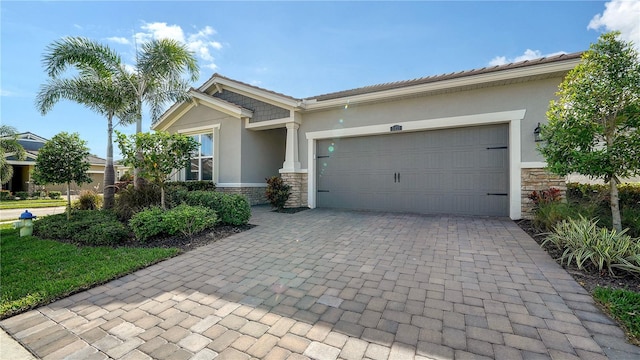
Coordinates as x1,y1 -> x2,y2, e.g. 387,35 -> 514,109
1,0 -> 638,159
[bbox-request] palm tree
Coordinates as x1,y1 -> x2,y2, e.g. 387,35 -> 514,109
127,39 -> 199,188
0,125 -> 26,187
36,37 -> 136,209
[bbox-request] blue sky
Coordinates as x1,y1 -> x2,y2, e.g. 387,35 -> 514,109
1,0 -> 638,159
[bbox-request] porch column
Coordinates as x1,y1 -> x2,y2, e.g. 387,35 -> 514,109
281,122 -> 301,172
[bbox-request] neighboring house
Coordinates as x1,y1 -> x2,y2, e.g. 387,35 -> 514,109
2,132 -> 116,195
153,53 -> 584,219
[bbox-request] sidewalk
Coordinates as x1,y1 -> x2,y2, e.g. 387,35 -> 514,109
0,328 -> 36,360
0,207 -> 67,223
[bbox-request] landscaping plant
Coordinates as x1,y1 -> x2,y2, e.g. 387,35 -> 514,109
0,125 -> 26,186
31,132 -> 92,219
129,205 -> 218,241
265,176 -> 291,211
593,287 -> 640,344
34,210 -> 129,246
540,32 -> 640,231
542,216 -> 640,277
177,190 -> 251,226
116,131 -> 198,209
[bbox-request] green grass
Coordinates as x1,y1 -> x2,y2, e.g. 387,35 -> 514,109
0,199 -> 67,210
593,287 -> 640,345
0,226 -> 179,318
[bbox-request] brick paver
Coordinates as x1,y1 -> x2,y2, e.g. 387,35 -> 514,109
2,206 -> 639,359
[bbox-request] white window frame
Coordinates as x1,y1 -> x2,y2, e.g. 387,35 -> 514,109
177,124 -> 220,183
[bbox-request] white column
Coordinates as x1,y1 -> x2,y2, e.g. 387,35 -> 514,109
281,122 -> 301,172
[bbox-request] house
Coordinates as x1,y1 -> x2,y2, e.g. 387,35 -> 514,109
2,132 -> 116,195
153,53 -> 583,219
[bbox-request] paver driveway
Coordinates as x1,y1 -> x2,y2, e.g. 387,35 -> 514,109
2,206 -> 639,359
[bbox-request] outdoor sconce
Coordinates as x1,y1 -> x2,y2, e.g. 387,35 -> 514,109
534,122 -> 542,142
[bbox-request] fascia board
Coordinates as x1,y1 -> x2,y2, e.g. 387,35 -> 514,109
304,59 -> 580,111
152,102 -> 195,131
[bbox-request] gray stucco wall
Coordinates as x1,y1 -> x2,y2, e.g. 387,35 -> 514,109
298,76 -> 563,169
214,90 -> 290,123
241,128 -> 286,183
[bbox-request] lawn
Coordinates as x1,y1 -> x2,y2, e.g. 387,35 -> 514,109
593,287 -> 640,345
0,226 -> 179,319
0,198 -> 67,210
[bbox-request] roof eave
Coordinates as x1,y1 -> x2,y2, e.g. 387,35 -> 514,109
200,75 -> 302,109
303,57 -> 581,111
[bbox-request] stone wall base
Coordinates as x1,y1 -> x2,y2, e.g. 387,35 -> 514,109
217,186 -> 268,206
280,172 -> 308,208
521,168 -> 567,219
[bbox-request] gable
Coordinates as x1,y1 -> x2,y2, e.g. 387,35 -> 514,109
213,90 -> 290,123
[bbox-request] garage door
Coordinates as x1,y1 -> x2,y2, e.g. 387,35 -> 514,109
316,124 -> 509,216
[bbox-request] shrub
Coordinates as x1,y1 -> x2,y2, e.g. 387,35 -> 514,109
48,191 -> 61,199
15,191 -> 30,199
622,208 -> 640,238
33,210 -> 129,246
114,184 -> 161,220
166,181 -> 216,192
265,176 -> 291,210
0,190 -> 12,200
162,204 -> 218,237
129,205 -> 218,241
119,171 -> 133,181
532,202 -> 582,232
542,216 -> 640,276
73,190 -> 103,210
129,207 -> 166,241
179,191 -> 251,226
528,187 -> 562,206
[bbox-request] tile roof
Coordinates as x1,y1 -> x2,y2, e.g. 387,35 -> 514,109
308,52 -> 583,101
201,73 -> 300,101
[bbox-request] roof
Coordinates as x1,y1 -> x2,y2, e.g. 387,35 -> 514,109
308,52 -> 583,101
199,73 -> 300,102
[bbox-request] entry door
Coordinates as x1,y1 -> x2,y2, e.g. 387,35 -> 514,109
316,124 -> 509,216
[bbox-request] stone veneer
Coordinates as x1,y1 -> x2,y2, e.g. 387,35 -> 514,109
217,186 -> 268,206
521,168 -> 567,219
280,172 -> 308,208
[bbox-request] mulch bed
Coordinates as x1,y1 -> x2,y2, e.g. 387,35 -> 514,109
516,219 -> 640,293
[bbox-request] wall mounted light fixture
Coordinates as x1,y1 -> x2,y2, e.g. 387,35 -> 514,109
534,122 -> 542,142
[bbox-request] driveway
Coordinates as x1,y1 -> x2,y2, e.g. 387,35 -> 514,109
2,207 -> 639,359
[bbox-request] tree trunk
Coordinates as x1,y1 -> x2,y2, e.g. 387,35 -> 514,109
610,176 -> 622,232
161,185 -> 166,210
133,100 -> 143,190
66,182 -> 71,220
103,115 -> 115,209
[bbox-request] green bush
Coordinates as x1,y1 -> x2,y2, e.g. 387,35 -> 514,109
48,191 -> 61,199
542,216 -> 640,276
532,202 -> 582,232
166,181 -> 216,192
622,208 -> 640,238
265,176 -> 291,210
567,182 -> 640,209
72,190 -> 103,210
162,204 -> 218,237
128,207 -> 166,242
15,191 -> 30,199
178,191 -> 251,226
34,210 -> 130,246
129,205 -> 218,241
1,190 -> 12,200
114,184 -> 161,220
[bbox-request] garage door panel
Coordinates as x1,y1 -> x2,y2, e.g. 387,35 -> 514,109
317,124 -> 509,216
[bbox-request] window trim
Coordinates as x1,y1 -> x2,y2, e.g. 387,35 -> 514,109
177,124 -> 220,183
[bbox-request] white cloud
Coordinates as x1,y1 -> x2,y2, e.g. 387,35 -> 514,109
132,22 -> 222,71
489,49 -> 567,66
107,36 -> 130,45
0,89 -> 16,97
588,0 -> 640,51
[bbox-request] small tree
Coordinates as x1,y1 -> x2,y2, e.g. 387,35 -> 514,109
32,132 -> 92,219
0,125 -> 26,186
540,32 -> 640,231
116,131 -> 198,209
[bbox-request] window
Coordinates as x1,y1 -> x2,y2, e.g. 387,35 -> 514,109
184,133 -> 214,181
